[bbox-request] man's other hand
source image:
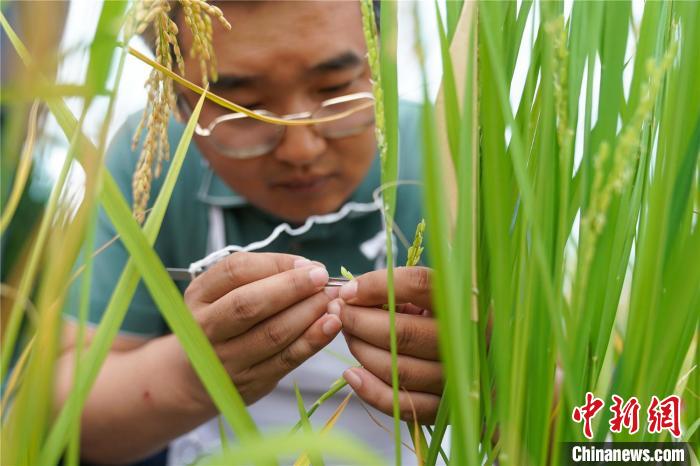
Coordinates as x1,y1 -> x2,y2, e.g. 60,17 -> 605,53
328,266 -> 442,424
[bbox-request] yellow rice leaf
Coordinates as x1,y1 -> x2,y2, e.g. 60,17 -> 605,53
0,100 -> 39,233
321,391 -> 353,433
293,392 -> 353,466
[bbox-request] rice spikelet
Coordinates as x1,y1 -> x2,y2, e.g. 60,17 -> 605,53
126,0 -> 230,222
546,16 -> 573,160
577,39 -> 677,297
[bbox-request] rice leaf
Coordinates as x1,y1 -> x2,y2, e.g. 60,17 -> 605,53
217,416 -> 230,454
38,91 -> 260,465
415,3 -> 479,463
291,375 -> 350,434
293,383 -> 325,466
0,106 -> 86,466
434,2 -> 460,165
97,167 -> 259,439
360,2 -> 402,463
84,1 -> 128,99
65,202 -> 99,466
202,430 -> 382,466
0,100 -> 38,233
424,392 -> 449,466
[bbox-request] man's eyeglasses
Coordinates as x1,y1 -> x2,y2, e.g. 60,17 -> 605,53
178,92 -> 375,159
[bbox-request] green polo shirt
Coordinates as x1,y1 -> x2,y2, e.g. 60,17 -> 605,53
65,100 -> 425,337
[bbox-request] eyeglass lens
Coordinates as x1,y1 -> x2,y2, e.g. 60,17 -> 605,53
209,97 -> 375,158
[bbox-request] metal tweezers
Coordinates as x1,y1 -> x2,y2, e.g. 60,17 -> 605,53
166,267 -> 350,287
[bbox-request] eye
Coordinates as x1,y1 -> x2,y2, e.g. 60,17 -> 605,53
320,81 -> 351,93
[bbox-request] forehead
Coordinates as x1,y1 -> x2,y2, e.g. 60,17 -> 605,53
197,1 -> 367,78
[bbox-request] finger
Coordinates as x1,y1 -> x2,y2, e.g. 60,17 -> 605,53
329,300 -> 439,360
343,367 -> 441,424
344,335 -> 443,395
397,303 -> 428,315
203,264 -> 330,340
339,267 -> 432,310
220,291 -> 331,368
186,252 -> 305,304
249,313 -> 342,382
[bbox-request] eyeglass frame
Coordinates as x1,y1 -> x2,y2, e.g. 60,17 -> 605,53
177,91 -> 376,159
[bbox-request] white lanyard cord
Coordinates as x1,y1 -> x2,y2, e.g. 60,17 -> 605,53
190,180 -> 421,276
190,200 -> 381,275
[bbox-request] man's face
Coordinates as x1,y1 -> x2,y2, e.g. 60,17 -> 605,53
177,1 -> 376,223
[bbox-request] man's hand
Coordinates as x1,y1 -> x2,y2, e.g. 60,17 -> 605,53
182,252 -> 342,408
328,266 -> 442,424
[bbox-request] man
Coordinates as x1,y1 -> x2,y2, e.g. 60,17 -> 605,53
59,2 -> 442,464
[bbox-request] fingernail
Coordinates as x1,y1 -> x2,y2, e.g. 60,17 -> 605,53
343,369 -> 362,389
340,280 -> 357,300
294,258 -> 312,268
327,299 -> 341,316
324,286 -> 339,298
309,266 -> 329,287
322,315 -> 342,336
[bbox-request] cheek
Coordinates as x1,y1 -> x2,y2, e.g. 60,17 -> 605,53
333,131 -> 376,180
198,142 -> 268,195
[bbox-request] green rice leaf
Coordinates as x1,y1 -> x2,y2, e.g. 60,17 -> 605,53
98,167 -> 259,439
445,0 -> 463,42
434,2 -> 460,165
291,375 -> 350,434
38,91 -> 257,465
65,202 -> 99,466
416,3 -> 480,463
361,2 -> 402,463
84,1 -> 128,99
294,384 -> 324,466
201,431 -> 383,466
424,391 -> 449,466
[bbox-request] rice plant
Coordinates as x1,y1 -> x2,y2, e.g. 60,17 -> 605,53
1,1 -> 698,465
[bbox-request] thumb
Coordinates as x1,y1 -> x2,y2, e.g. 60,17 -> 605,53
338,266 -> 432,310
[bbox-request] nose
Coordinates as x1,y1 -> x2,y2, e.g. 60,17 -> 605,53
272,123 -> 327,166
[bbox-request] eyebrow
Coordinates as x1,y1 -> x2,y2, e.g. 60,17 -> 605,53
209,75 -> 259,91
310,51 -> 363,74
209,51 -> 364,90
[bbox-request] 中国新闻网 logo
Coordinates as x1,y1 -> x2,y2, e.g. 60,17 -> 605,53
571,392 -> 682,439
